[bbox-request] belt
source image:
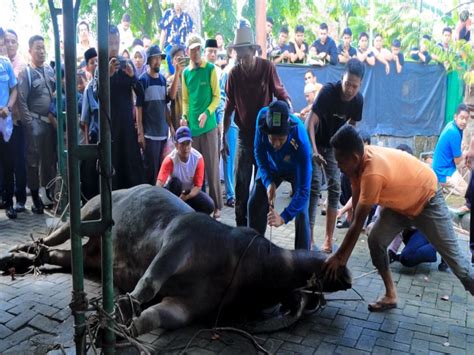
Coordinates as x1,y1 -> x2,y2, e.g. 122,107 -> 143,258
32,113 -> 50,124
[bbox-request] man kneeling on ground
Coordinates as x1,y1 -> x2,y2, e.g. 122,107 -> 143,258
156,126 -> 214,214
324,125 -> 474,312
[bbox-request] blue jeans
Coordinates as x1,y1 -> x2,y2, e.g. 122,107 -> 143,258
399,230 -> 437,267
309,146 -> 341,227
223,125 -> 238,201
368,189 -> 474,294
248,177 -> 311,250
143,138 -> 166,186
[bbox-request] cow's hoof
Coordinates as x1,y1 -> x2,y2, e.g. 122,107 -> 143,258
115,294 -> 141,327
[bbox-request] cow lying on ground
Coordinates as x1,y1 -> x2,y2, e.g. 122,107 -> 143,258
0,184 -> 351,336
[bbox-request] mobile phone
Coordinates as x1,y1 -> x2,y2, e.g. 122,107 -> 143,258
119,58 -> 128,70
179,57 -> 190,67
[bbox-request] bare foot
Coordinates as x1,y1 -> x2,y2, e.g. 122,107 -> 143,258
213,209 -> 221,220
321,241 -> 333,253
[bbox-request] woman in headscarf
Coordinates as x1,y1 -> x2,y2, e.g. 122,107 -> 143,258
132,45 -> 147,78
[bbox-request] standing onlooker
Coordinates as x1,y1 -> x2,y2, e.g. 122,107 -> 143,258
455,10 -> 471,42
439,27 -> 452,51
5,29 -> 27,213
77,21 -> 93,63
306,58 -> 364,252
0,29 -> 18,219
356,32 -> 375,66
289,25 -> 308,64
118,13 -> 134,51
309,23 -> 338,66
338,28 -> 357,64
295,83 -> 317,120
136,45 -> 173,185
410,35 -> 432,64
159,1 -> 194,48
249,101 -> 312,250
167,44 -> 186,131
265,16 -> 275,58
215,33 -> 227,68
219,47 -> 238,208
80,47 -> 99,200
181,34 -> 222,218
142,34 -> 152,50
204,38 -> 221,78
271,26 -> 291,64
132,45 -> 147,78
432,103 -> 469,197
389,39 -> 404,74
107,25 -> 145,190
372,33 -> 391,74
17,35 -> 56,214
223,26 -> 290,227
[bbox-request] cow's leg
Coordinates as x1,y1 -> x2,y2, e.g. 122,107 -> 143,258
129,246 -> 191,304
129,297 -> 191,336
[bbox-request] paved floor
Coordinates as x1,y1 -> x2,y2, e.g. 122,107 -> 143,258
1,184 -> 474,354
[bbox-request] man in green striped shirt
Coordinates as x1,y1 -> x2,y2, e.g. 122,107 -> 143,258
181,34 -> 222,219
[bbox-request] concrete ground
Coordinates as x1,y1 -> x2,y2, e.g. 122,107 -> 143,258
1,183 -> 474,354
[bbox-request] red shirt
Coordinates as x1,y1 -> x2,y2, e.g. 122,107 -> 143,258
224,57 -> 289,146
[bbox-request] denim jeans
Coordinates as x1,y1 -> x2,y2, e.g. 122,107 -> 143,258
234,135 -> 257,226
248,177 -> 311,250
309,146 -> 341,227
399,230 -> 437,267
223,125 -> 238,201
368,189 -> 474,295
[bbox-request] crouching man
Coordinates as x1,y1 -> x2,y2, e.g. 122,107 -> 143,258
156,126 -> 214,215
248,100 -> 312,250
324,125 -> 474,311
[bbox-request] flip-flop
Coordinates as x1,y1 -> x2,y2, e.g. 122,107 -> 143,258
368,301 -> 397,312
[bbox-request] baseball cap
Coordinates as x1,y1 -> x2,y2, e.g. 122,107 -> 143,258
260,100 -> 290,136
391,39 -> 401,48
187,34 -> 203,50
175,126 -> 193,143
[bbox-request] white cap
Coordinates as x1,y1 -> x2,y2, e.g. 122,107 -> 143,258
304,83 -> 316,94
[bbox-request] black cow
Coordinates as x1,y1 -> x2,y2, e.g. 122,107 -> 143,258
1,185 -> 351,336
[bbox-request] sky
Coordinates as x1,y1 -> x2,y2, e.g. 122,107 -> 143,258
1,1 -> 43,54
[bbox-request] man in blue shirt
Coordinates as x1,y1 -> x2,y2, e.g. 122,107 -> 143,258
248,100 -> 312,250
432,103 -> 469,196
0,28 -> 18,219
309,23 -> 338,66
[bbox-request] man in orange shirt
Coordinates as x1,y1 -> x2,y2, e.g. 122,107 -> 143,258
324,125 -> 474,311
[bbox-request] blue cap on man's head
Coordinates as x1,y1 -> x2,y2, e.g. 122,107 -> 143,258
175,126 -> 193,143
260,100 -> 290,136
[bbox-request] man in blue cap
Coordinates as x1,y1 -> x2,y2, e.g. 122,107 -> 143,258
248,100 -> 312,250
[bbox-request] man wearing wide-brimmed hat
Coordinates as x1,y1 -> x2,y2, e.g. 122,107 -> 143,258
222,25 -> 290,227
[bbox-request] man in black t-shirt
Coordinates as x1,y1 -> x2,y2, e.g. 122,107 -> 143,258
306,58 -> 365,252
289,25 -> 308,64
390,39 -> 404,74
271,26 -> 291,64
338,28 -> 357,64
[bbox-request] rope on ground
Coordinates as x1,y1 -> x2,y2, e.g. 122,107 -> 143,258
179,327 -> 271,355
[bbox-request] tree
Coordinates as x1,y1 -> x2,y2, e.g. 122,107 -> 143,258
33,0 -> 162,43
202,0 -> 237,43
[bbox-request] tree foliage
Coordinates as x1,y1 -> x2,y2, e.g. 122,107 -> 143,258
202,0 -> 237,43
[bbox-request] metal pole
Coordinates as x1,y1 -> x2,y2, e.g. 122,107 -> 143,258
48,0 -> 68,216
97,0 -> 115,352
62,0 -> 86,353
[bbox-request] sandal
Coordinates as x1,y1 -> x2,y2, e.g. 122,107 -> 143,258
368,301 -> 397,312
